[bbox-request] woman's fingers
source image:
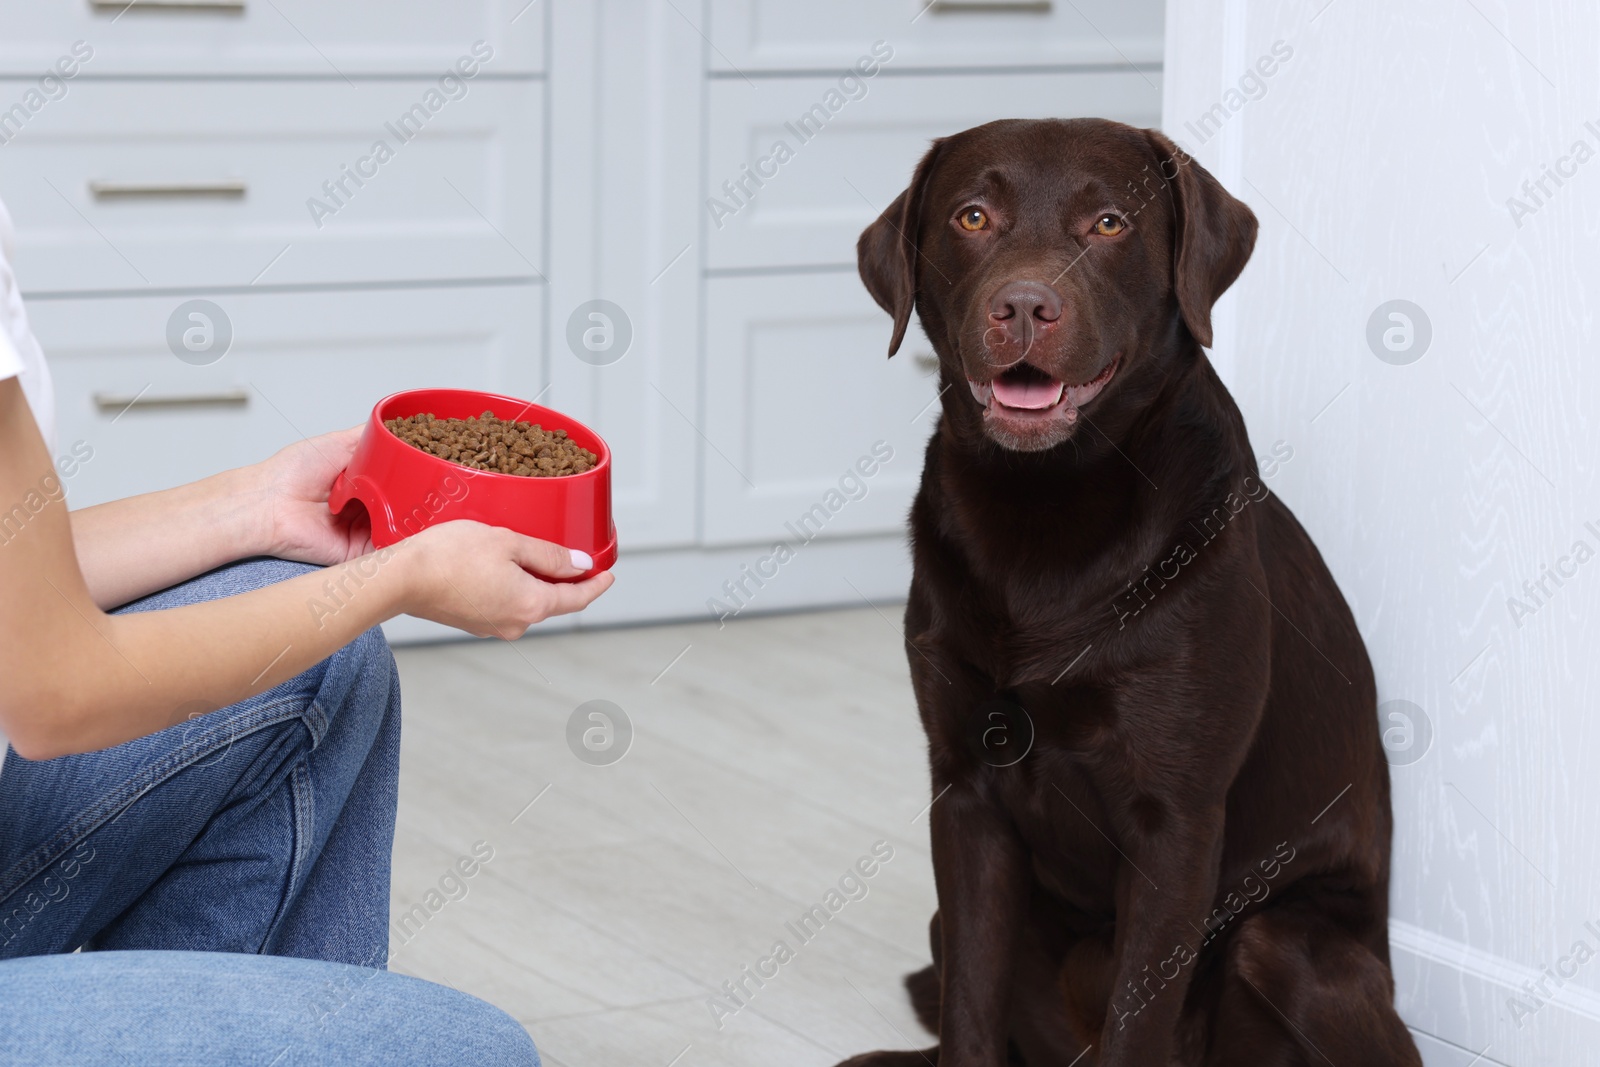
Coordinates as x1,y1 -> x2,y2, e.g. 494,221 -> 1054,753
397,521 -> 613,636
328,424 -> 363,446
509,533 -> 593,579
537,570 -> 615,618
314,426 -> 363,472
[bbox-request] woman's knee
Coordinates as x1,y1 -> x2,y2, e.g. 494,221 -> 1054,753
0,951 -> 540,1066
313,624 -> 399,742
336,626 -> 397,686
279,957 -> 542,1066
420,989 -> 541,1067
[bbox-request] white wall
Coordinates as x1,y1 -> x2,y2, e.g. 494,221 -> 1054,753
1164,2 -> 1600,1064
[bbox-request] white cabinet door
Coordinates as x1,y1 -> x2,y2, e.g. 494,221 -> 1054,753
705,70 -> 1162,271
544,0 -> 703,551
0,0 -> 543,76
701,271 -> 942,546
707,0 -> 1163,73
30,282 -> 541,509
0,80 -> 543,292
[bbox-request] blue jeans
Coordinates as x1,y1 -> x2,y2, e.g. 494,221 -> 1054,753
0,559 -> 538,1066
0,950 -> 538,1065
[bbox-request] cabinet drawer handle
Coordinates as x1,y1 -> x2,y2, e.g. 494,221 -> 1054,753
90,180 -> 247,199
929,0 -> 1052,11
90,0 -> 246,10
94,388 -> 250,412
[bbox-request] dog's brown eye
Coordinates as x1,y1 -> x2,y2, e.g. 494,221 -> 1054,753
958,207 -> 989,232
1094,214 -> 1126,236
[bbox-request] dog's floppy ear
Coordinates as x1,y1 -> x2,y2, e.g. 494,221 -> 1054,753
857,139 -> 944,358
1145,129 -> 1258,349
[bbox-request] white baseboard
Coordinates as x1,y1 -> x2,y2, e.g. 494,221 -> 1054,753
1391,918 -> 1600,1066
1409,1026 -> 1511,1067
382,533 -> 913,645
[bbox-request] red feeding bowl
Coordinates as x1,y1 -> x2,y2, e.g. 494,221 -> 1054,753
328,388 -> 616,582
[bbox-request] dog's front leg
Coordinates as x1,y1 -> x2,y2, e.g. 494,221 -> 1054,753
929,784 -> 1030,1067
1096,814 -> 1225,1066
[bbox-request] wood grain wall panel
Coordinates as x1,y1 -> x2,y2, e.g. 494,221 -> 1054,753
1165,2 -> 1600,1062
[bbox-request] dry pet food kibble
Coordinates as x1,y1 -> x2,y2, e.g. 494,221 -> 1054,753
384,411 -> 598,477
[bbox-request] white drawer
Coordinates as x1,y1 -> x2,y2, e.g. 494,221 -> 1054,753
0,0 -> 543,76
705,70 -> 1161,271
0,79 -> 543,293
707,0 -> 1163,72
701,271 -> 940,546
30,283 -> 541,508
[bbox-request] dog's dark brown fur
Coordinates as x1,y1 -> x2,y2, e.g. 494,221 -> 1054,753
838,119 -> 1420,1066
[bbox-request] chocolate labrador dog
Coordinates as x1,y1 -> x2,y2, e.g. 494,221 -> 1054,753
840,119 -> 1420,1066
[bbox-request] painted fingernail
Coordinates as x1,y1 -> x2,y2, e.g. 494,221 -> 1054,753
570,549 -> 594,571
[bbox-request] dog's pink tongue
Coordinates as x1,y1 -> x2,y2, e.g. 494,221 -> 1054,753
991,376 -> 1065,410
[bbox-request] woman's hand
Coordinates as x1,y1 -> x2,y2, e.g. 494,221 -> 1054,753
254,433 -> 617,635
70,421 -> 618,625
394,520 -> 615,638
253,427 -> 374,566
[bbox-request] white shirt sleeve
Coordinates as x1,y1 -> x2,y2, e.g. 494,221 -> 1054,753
0,197 -> 56,452
0,316 -> 22,380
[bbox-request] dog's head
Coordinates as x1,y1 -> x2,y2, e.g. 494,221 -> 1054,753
858,118 -> 1257,453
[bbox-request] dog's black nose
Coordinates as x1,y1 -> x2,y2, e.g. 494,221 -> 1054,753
989,281 -> 1062,326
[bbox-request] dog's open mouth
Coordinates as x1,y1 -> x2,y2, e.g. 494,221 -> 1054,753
968,358 -> 1119,421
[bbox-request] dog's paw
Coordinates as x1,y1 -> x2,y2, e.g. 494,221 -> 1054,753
831,1050 -> 939,1067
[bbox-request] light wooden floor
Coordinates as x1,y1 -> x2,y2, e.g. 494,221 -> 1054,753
387,605 -> 938,1067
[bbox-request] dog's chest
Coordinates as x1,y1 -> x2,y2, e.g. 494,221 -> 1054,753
930,676 -> 1137,906
994,744 -> 1131,914
928,519 -> 1133,689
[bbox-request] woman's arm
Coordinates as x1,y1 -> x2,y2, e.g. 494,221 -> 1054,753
0,378 -> 613,761
70,428 -> 370,610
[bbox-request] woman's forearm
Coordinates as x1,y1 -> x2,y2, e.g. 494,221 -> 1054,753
10,549 -> 411,760
14,519 -> 603,760
70,466 -> 267,610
